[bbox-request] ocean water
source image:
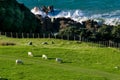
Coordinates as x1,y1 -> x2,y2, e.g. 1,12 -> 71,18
17,0 -> 120,25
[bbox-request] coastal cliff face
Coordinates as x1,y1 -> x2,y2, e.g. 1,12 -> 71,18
0,0 -> 108,34
0,0 -> 99,33
0,0 -> 41,33
0,0 -> 119,42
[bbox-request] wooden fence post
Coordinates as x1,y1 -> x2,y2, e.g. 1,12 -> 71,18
67,35 -> 69,40
33,33 -> 34,38
27,33 -> 29,38
16,33 -> 18,38
43,34 -> 45,38
74,36 -> 75,41
79,36 -> 81,41
5,32 -> 6,36
22,33 -> 24,38
54,35 -> 56,39
38,33 -> 39,38
10,32 -> 13,37
48,34 -> 50,38
61,35 -> 63,40
118,43 -> 120,50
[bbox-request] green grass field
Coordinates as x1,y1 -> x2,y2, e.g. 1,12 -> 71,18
0,36 -> 120,80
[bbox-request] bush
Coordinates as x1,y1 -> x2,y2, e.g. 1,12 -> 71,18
96,25 -> 113,40
112,25 -> 120,42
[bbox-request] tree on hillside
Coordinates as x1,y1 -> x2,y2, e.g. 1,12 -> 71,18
96,25 -> 113,40
0,0 -> 41,33
58,26 -> 80,39
112,25 -> 120,42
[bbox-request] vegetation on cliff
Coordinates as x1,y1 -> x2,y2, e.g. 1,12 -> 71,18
0,0 -> 41,33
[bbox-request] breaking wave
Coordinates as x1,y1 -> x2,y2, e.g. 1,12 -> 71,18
31,8 -> 120,26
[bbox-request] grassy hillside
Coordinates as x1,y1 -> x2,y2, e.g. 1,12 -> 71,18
0,36 -> 120,80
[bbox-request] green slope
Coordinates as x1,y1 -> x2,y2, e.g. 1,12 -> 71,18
0,36 -> 120,80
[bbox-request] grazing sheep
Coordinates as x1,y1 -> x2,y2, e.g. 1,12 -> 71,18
114,66 -> 120,69
16,59 -> 23,65
28,41 -> 32,45
28,52 -> 33,57
42,54 -> 47,59
42,42 -> 48,45
56,58 -> 62,63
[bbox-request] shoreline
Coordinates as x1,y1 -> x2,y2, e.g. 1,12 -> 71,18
31,7 -> 120,26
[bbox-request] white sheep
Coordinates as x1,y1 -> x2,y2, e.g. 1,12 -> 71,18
114,66 -> 120,69
28,52 -> 33,57
56,58 -> 62,63
16,59 -> 23,65
42,54 -> 47,59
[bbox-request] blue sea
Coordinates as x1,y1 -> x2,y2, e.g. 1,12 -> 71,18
17,0 -> 120,25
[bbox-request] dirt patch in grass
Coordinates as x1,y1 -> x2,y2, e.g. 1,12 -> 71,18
0,42 -> 16,46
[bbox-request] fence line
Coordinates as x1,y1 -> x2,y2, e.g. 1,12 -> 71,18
0,32 -> 120,49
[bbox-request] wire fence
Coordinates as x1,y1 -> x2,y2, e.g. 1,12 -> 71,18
0,32 -> 120,49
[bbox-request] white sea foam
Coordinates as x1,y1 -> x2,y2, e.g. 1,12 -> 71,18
31,7 -> 120,26
31,7 -> 47,18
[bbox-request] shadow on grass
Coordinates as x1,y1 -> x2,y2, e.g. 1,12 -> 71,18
62,61 -> 72,63
48,58 -> 72,64
34,55 -> 42,57
48,57 -> 56,60
24,64 -> 33,65
15,63 -> 33,66
0,77 -> 8,80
